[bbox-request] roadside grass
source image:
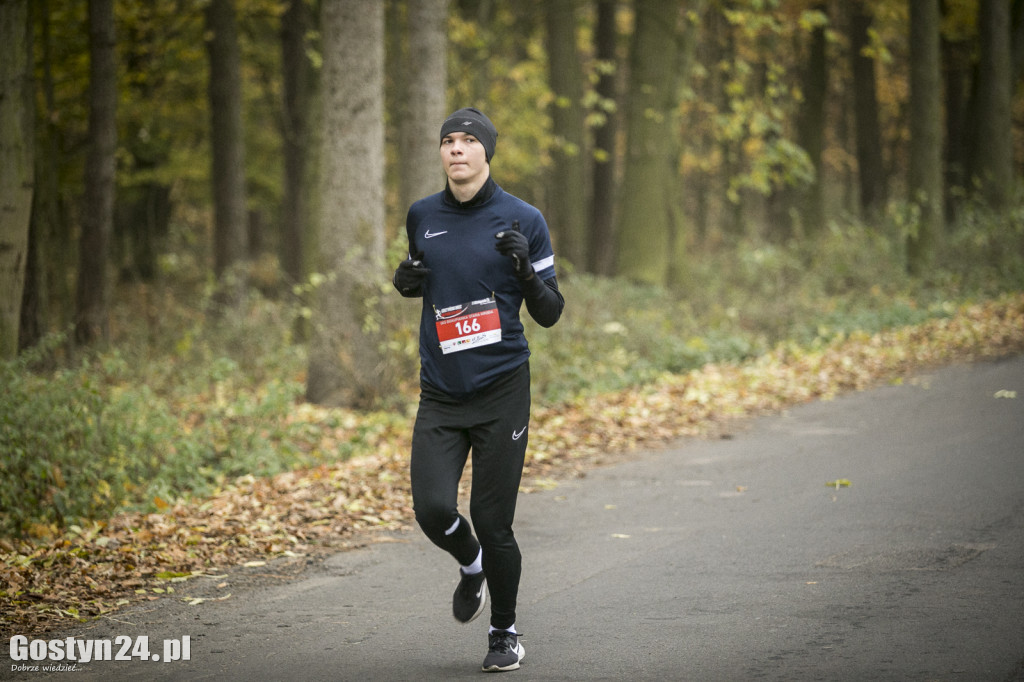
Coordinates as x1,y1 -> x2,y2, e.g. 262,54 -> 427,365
2,205 -> 1023,540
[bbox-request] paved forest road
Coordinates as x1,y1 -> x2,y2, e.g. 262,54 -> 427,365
6,356 -> 1024,682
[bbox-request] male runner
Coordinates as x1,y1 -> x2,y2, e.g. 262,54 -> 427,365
393,107 -> 564,672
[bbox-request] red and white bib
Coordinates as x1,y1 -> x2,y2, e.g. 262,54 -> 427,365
435,296 -> 502,354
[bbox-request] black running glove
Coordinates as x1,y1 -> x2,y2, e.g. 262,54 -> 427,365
495,221 -> 563,327
393,251 -> 431,297
494,224 -> 534,280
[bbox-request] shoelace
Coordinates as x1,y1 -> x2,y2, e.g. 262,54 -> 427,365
488,631 -> 522,653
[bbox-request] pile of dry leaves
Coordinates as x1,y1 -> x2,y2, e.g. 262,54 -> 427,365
2,293 -> 1022,638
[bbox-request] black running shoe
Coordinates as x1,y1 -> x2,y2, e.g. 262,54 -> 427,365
452,569 -> 486,623
482,630 -> 524,672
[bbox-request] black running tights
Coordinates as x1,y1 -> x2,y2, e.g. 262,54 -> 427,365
410,363 -> 531,630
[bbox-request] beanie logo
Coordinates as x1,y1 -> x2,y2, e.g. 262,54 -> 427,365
441,108 -> 496,160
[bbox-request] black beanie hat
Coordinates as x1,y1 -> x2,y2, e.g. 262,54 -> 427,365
439,107 -> 498,161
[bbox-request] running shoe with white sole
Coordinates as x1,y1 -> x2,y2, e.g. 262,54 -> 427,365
452,569 -> 486,623
482,630 -> 524,672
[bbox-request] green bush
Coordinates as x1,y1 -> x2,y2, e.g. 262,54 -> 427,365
938,199 -> 1024,293
0,291 -> 350,538
525,274 -> 762,403
1,335 -> 125,536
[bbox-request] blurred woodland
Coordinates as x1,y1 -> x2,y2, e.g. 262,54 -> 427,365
1,0 -> 1023,407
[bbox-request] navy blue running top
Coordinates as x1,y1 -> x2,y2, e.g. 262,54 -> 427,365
405,182 -> 557,398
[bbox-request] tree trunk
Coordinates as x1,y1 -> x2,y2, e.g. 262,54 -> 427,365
280,0 -> 311,287
455,0 -> 493,103
666,0 -> 703,288
114,175 -> 171,282
718,2 -> 745,240
615,0 -> 680,286
205,0 -> 248,282
690,3 -> 728,244
75,0 -> 117,345
942,4 -> 972,218
544,0 -> 589,270
114,3 -> 174,284
306,0 -> 390,408
796,3 -> 827,236
399,0 -> 448,214
589,0 -> 618,276
1013,0 -> 1024,82
0,0 -> 34,358
970,0 -> 1014,209
906,0 -> 943,275
847,0 -> 887,218
22,0 -> 74,351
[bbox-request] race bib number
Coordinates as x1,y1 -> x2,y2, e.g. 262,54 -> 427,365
435,296 -> 501,354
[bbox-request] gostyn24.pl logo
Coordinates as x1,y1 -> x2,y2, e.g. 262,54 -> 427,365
9,635 -> 191,670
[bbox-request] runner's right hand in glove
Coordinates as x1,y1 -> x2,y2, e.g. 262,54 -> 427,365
393,251 -> 431,296
494,226 -> 534,280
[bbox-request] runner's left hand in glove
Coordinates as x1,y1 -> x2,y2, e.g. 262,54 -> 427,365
393,251 -> 431,295
495,226 -> 533,280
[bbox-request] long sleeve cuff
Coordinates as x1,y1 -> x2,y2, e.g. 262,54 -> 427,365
521,274 -> 564,328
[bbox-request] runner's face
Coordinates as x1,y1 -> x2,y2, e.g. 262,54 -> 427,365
441,132 -> 488,186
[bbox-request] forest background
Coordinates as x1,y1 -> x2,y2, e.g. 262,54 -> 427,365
1,0 -> 1024,561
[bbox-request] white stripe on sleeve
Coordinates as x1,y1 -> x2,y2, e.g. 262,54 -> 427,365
532,255 -> 554,273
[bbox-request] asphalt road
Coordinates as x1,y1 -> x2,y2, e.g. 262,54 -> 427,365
5,355 -> 1024,682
